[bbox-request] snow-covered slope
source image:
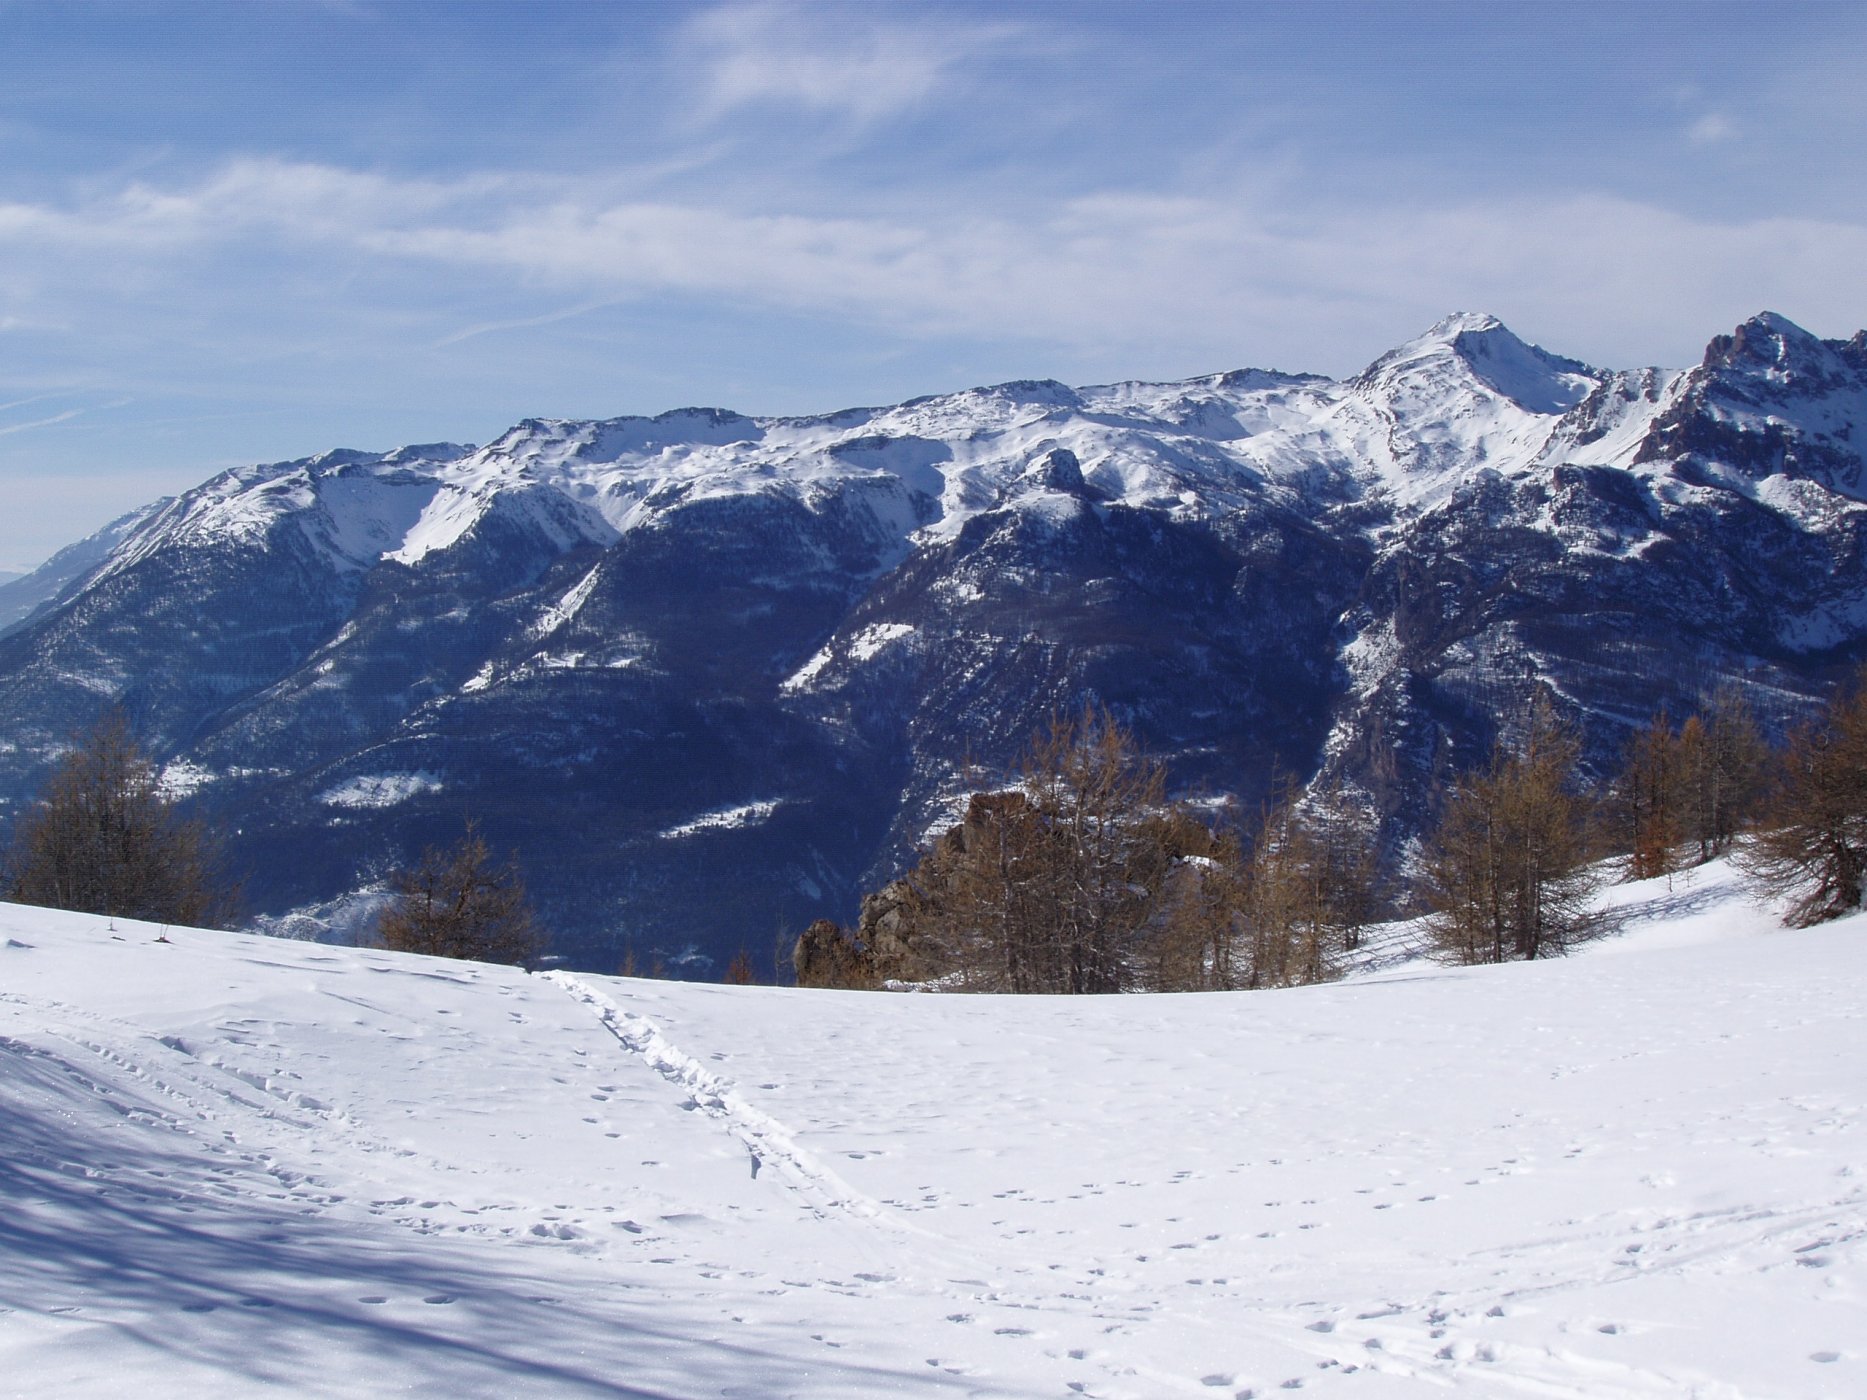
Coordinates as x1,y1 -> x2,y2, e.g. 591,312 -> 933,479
2,863 -> 1862,1398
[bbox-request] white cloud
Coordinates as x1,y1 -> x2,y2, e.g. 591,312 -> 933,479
1,157 -> 1864,380
1688,113 -> 1737,144
679,1 -> 1013,125
312,174 -> 1867,366
0,159 -> 496,256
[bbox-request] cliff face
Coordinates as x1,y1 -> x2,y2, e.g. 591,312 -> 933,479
3,312 -> 1864,972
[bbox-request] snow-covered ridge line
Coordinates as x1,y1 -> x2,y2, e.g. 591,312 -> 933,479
31,309 -> 1865,603
541,972 -> 908,1231
40,310 -> 1682,587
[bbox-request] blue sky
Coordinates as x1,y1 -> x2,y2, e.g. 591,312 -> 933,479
2,0 -> 1864,571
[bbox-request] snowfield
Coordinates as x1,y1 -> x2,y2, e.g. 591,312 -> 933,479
1,862 -> 1862,1398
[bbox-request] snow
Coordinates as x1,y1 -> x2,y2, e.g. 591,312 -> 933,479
30,312 -> 1867,658
385,479 -> 493,565
2,861 -> 1862,1398
659,800 -> 783,839
304,469 -> 444,571
317,772 -> 443,809
59,312 -> 1677,599
779,645 -> 834,694
848,621 -> 917,662
781,624 -> 916,693
1546,369 -> 1688,472
458,660 -> 498,694
155,758 -> 216,800
533,565 -> 604,637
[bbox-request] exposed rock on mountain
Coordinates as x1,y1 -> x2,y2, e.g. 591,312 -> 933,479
2,312 -> 1863,972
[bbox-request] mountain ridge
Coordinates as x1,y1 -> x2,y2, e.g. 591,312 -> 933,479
2,310 -> 1864,970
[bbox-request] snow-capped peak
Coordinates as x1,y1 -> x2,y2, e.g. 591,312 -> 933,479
1424,309 -> 1508,338
1357,313 -> 1596,416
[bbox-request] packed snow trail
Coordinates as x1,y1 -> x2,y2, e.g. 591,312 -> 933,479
541,970 -> 912,1229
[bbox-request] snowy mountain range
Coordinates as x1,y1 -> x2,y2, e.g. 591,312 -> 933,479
2,311 -> 1865,968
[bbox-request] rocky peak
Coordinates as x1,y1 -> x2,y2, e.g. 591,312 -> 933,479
1703,311 -> 1825,369
1022,447 -> 1091,497
1698,312 -> 1859,396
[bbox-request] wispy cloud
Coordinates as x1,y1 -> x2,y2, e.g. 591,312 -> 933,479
3,156 -> 1863,378
1688,113 -> 1737,144
0,407 -> 85,437
0,392 -> 65,414
678,1 -> 1016,126
431,299 -> 625,349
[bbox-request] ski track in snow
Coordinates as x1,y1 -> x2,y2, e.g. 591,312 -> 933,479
540,970 -> 907,1231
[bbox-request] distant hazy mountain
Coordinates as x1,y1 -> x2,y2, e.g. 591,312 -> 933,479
0,504 -> 173,634
2,312 -> 1863,972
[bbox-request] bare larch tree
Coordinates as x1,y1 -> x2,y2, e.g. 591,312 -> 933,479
5,708 -> 234,927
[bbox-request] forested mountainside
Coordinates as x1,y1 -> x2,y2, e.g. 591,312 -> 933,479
3,310 -> 1864,971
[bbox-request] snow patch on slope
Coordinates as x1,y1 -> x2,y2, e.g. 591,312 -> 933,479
660,800 -> 783,838
848,621 -> 916,661
782,622 -> 917,693
780,645 -> 834,694
318,772 -> 442,809
532,564 -> 604,637
156,759 -> 217,800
